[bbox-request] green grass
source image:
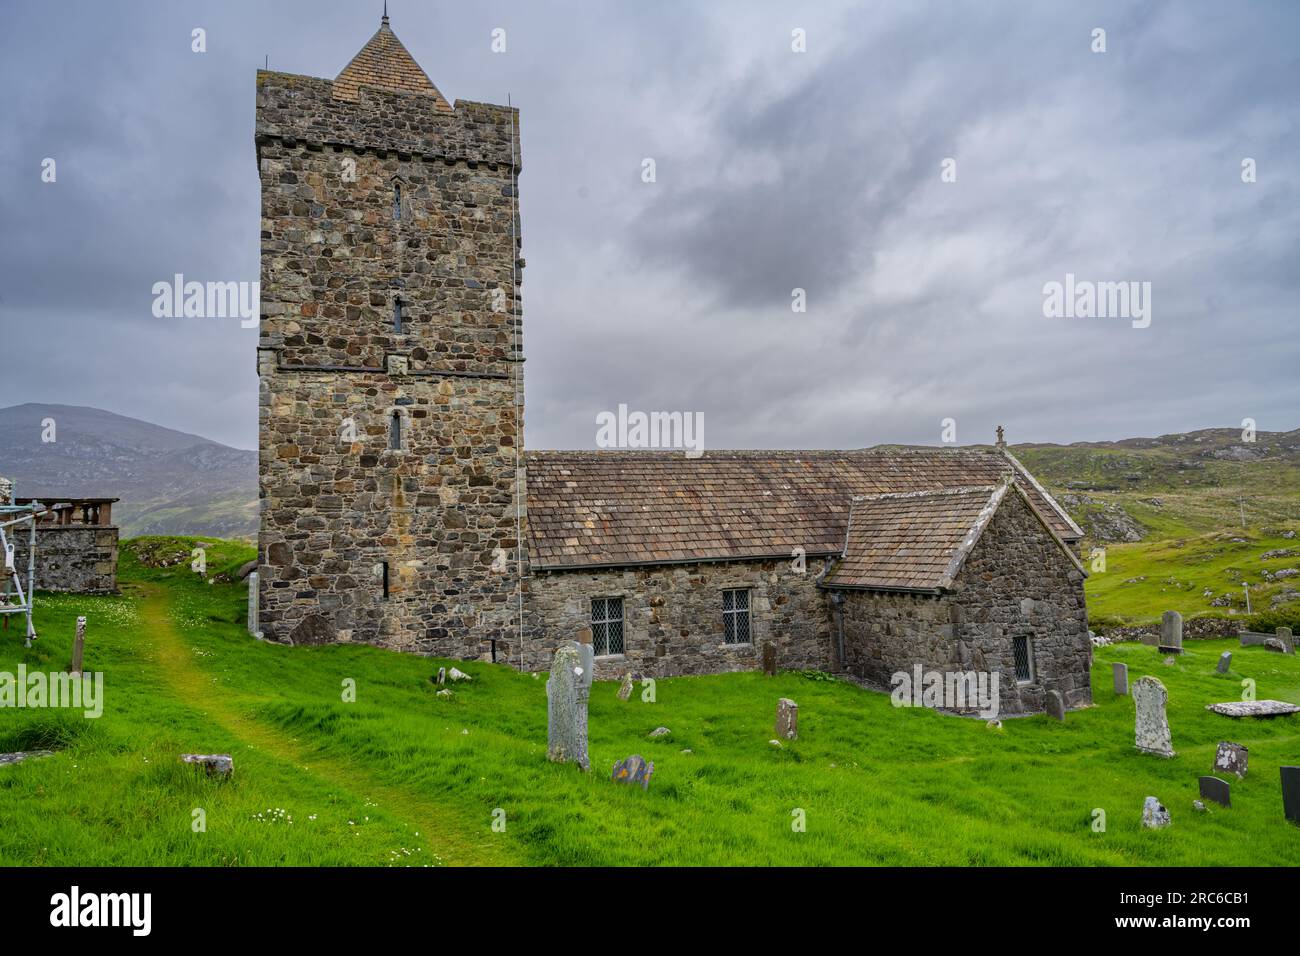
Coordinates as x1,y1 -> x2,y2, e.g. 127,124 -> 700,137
2,536 -> 1299,866
1084,529 -> 1300,627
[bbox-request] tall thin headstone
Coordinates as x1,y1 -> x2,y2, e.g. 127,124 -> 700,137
1277,627 -> 1295,654
1158,610 -> 1183,654
1133,675 -> 1174,757
247,571 -> 259,635
1216,651 -> 1231,674
1282,766 -> 1300,825
546,640 -> 593,771
69,616 -> 86,676
1112,661 -> 1128,695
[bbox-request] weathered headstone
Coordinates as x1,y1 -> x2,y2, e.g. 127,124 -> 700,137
546,640 -> 593,771
69,616 -> 86,675
1158,610 -> 1183,653
775,698 -> 798,740
1133,676 -> 1174,757
448,667 -> 472,682
1264,637 -> 1288,653
611,754 -> 654,790
436,666 -> 446,685
1277,626 -> 1295,653
761,642 -> 777,676
617,672 -> 633,701
1112,661 -> 1128,695
1199,776 -> 1231,808
647,726 -> 670,738
1141,796 -> 1171,829
181,754 -> 233,779
1216,651 -> 1231,674
246,572 -> 259,635
1282,766 -> 1300,825
1213,741 -> 1249,778
1044,689 -> 1065,721
1206,699 -> 1300,718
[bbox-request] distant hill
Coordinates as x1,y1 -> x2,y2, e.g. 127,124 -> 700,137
1012,427 -> 1300,542
0,403 -> 257,539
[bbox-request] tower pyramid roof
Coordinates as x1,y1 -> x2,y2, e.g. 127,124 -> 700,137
333,13 -> 452,111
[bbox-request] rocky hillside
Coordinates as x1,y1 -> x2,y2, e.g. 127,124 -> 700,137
0,403 -> 257,538
1013,427 -> 1300,544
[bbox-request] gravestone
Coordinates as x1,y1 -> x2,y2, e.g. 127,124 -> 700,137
1045,689 -> 1065,721
776,698 -> 798,740
436,666 -> 446,685
70,616 -> 86,676
546,640 -> 593,771
617,672 -> 633,701
1240,631 -> 1269,647
246,572 -> 259,635
1141,796 -> 1171,829
1216,651 -> 1232,674
761,642 -> 777,676
1133,676 -> 1174,757
181,754 -> 234,779
1282,766 -> 1300,825
1213,741 -> 1248,778
1264,638 -> 1287,653
1199,776 -> 1231,808
1112,661 -> 1128,695
1206,699 -> 1300,718
1158,610 -> 1183,653
611,754 -> 654,790
1277,626 -> 1295,653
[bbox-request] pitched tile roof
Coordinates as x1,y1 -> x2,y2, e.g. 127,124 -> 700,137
333,16 -> 453,110
820,486 -> 1004,592
524,449 -> 1081,570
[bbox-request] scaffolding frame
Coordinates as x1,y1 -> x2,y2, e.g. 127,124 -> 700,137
0,502 -> 42,647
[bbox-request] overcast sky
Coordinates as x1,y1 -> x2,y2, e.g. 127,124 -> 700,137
1,0 -> 1296,452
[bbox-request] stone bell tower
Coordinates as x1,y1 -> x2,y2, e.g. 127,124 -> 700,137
254,13 -> 524,658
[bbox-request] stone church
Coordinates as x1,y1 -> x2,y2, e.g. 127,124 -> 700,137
255,15 -> 1092,715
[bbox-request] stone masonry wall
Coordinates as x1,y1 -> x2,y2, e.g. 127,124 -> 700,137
255,70 -> 525,657
950,489 -> 1091,713
836,490 -> 1090,716
525,559 -> 835,678
12,526 -> 119,594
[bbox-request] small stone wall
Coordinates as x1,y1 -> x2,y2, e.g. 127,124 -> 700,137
11,525 -> 119,594
524,558 -> 835,678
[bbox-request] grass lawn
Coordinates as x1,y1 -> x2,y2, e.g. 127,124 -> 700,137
1,536 -> 1298,866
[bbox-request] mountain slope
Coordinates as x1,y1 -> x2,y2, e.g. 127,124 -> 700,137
0,403 -> 257,538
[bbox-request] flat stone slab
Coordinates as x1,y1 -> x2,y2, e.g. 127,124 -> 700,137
181,753 -> 234,777
1205,700 -> 1300,718
0,750 -> 54,768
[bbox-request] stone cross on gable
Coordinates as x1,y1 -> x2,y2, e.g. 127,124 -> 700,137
995,425 -> 1006,448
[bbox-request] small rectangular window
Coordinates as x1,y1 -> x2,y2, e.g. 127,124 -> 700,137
381,561 -> 390,599
1013,634 -> 1034,683
393,183 -> 401,220
393,297 -> 403,333
591,597 -> 624,657
723,588 -> 751,645
388,412 -> 402,451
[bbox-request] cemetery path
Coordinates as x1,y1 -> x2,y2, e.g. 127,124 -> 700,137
137,584 -> 517,866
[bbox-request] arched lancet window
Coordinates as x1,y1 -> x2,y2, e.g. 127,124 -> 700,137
393,297 -> 403,333
393,182 -> 402,221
